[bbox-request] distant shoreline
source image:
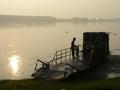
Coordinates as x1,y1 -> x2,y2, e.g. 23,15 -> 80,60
0,15 -> 120,23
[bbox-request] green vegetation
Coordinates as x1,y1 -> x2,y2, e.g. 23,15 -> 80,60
0,78 -> 120,90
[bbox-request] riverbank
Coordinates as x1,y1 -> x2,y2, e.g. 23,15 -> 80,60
0,77 -> 120,90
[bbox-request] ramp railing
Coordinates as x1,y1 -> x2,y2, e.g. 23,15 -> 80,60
48,48 -> 72,67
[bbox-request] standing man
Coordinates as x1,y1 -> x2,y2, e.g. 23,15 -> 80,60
71,37 -> 76,59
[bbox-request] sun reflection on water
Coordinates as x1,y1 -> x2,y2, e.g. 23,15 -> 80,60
8,55 -> 22,77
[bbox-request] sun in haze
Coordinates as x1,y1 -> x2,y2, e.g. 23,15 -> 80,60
8,55 -> 22,77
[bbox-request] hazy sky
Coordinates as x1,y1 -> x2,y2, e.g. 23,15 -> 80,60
0,0 -> 120,18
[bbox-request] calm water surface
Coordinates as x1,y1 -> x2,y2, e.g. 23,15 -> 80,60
0,22 -> 120,80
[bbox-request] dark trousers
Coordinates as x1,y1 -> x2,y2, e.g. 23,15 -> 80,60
71,49 -> 75,59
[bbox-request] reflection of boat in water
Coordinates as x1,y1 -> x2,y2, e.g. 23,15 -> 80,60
31,32 -> 110,80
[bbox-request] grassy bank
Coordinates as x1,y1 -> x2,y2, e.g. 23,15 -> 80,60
0,78 -> 120,90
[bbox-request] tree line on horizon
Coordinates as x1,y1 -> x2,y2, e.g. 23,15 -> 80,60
0,15 -> 120,24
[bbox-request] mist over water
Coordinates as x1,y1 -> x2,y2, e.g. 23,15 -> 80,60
0,22 -> 120,80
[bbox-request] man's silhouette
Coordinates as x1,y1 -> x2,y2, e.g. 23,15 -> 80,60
71,37 -> 76,59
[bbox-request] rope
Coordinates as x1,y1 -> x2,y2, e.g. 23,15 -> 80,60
108,32 -> 117,36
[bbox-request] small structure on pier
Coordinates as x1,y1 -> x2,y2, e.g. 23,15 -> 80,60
31,32 -> 110,80
83,32 -> 110,66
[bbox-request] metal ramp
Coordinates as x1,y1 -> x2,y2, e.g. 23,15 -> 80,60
31,47 -> 84,80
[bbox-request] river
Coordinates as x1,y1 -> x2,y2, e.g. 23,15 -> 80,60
0,22 -> 120,80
